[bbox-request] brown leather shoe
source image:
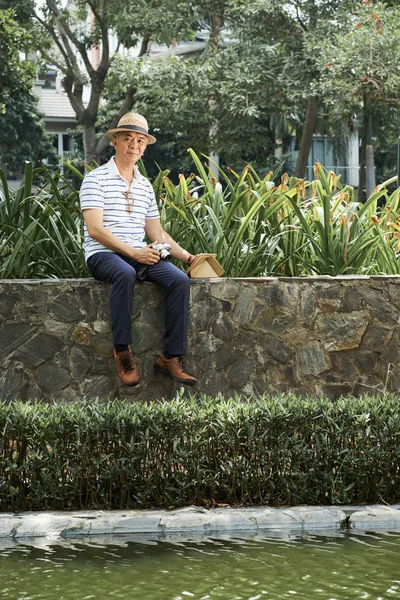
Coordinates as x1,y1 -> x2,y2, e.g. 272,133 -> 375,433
154,353 -> 197,386
114,347 -> 140,386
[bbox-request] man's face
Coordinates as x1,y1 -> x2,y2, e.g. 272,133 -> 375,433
113,131 -> 148,162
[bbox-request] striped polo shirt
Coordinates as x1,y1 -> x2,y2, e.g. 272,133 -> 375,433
80,156 -> 160,261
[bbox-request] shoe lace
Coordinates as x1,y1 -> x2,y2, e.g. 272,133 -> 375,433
177,357 -> 188,373
120,353 -> 135,373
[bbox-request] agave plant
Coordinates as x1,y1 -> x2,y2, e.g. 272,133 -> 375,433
282,163 -> 400,276
0,162 -> 86,279
158,149 -> 293,277
1,153 -> 400,280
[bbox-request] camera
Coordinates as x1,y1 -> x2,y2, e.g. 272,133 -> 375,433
151,242 -> 172,261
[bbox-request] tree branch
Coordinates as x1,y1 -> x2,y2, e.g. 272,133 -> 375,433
383,97 -> 400,107
34,13 -> 74,76
138,32 -> 150,57
46,0 -> 96,78
95,86 -> 137,156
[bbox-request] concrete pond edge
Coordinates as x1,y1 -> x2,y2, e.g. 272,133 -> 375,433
1,504 -> 400,540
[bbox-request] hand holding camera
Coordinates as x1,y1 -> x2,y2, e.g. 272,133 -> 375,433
150,242 -> 172,261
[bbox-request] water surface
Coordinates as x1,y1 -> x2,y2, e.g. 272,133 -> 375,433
0,530 -> 399,599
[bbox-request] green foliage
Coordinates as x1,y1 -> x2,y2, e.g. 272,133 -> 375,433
157,150 -> 287,276
307,0 -> 400,182
1,393 -> 400,511
0,8 -> 34,108
0,8 -> 56,171
0,93 -> 58,172
110,0 -> 197,49
3,154 -> 400,279
0,162 -> 87,279
311,0 -> 400,111
157,154 -> 400,277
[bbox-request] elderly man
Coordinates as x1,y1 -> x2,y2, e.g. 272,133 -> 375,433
79,112 -> 197,386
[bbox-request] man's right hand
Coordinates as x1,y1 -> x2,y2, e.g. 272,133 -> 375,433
133,242 -> 161,265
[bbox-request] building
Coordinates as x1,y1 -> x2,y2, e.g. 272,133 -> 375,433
34,65 -> 77,163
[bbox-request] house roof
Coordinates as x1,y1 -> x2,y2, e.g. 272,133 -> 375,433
36,89 -> 76,121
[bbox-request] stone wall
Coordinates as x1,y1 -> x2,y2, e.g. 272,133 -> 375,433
1,276 -> 399,401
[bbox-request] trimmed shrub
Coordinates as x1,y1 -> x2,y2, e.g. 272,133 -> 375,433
0,393 -> 399,511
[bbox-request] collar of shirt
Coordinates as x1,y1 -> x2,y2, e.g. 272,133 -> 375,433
106,156 -> 145,185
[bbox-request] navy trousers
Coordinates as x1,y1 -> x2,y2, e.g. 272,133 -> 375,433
87,252 -> 190,356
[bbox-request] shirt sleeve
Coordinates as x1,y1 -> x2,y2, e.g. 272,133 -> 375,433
145,183 -> 160,219
80,172 -> 104,211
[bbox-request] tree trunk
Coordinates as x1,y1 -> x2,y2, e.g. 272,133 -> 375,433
358,93 -> 368,201
208,14 -> 223,180
365,142 -> 376,199
82,119 -> 100,165
294,96 -> 318,178
365,108 -> 376,199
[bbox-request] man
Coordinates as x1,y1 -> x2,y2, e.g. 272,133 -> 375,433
79,112 -> 197,387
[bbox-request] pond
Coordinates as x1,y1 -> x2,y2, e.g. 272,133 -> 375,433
0,530 -> 399,599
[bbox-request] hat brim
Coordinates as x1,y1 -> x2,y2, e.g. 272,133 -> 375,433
106,125 -> 156,144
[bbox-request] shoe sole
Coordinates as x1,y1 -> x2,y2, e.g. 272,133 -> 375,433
154,364 -> 197,386
119,376 -> 140,387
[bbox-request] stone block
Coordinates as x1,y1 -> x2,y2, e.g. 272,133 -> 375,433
227,357 -> 256,387
265,338 -> 292,364
73,323 -> 93,346
15,333 -> 64,368
192,331 -> 223,358
204,509 -> 257,532
0,324 -> 38,360
160,513 -> 208,533
299,286 -> 317,321
133,321 -> 163,353
318,383 -> 354,399
257,282 -> 300,310
49,293 -> 84,322
297,342 -> 329,376
352,352 -> 378,374
359,287 -> 397,324
81,375 -> 118,399
316,310 -> 370,351
91,355 -> 112,376
233,286 -> 257,325
349,508 -> 400,529
253,309 -> 296,335
210,281 -> 238,300
20,381 -> 42,401
0,366 -> 25,401
14,513 -> 78,538
341,286 -> 364,312
70,345 -> 94,378
257,509 -> 303,530
93,319 -> 111,335
212,313 -> 237,342
295,507 -> 346,529
0,515 -> 17,538
0,292 -> 15,321
361,325 -> 393,353
92,335 -> 114,358
34,361 -> 70,393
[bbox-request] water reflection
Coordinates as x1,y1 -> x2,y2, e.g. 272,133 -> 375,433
0,530 -> 399,599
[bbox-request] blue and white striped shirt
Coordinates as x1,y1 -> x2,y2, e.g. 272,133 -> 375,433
80,156 -> 160,261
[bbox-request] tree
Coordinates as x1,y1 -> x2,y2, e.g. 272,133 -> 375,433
226,0 -> 359,178
96,31 -> 279,177
310,0 -> 400,193
25,0 -> 199,164
0,7 -> 56,171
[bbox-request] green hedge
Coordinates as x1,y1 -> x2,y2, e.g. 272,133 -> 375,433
1,394 -> 399,511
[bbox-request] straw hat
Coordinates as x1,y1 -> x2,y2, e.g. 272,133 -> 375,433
106,112 -> 156,144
